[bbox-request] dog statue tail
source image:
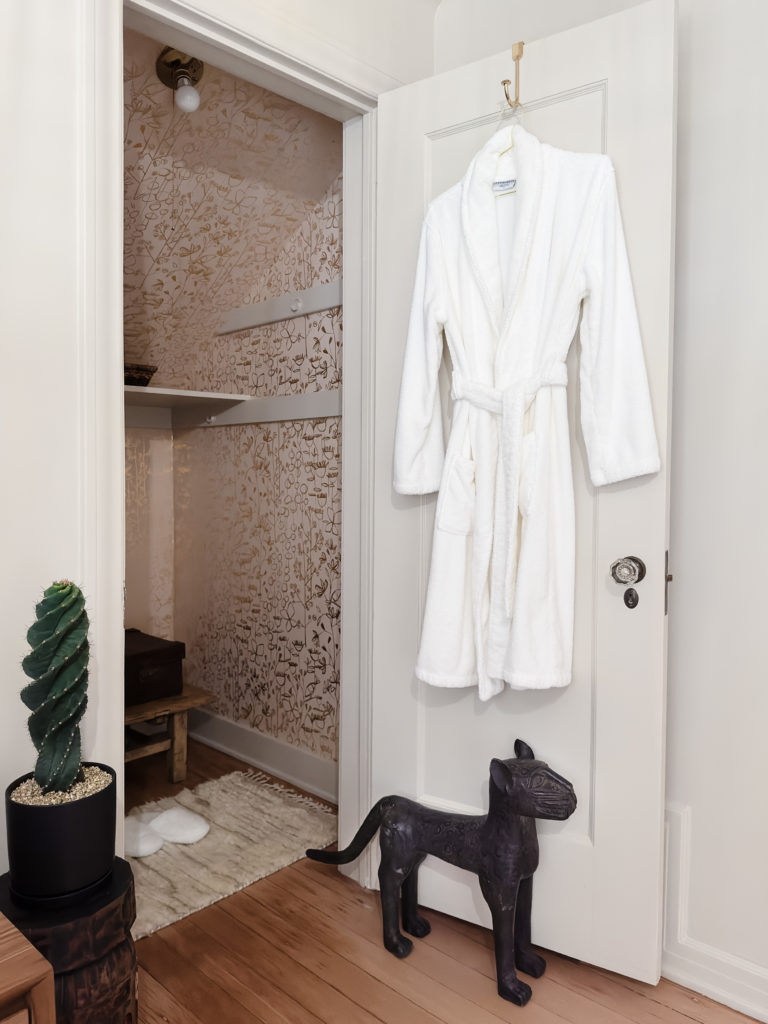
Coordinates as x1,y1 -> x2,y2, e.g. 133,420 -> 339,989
306,797 -> 390,864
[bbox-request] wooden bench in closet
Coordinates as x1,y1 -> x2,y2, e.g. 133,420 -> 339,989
124,684 -> 214,782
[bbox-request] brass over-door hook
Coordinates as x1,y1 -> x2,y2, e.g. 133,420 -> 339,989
501,41 -> 525,111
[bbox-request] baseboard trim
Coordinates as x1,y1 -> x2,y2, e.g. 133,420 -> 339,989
664,803 -> 768,1022
188,709 -> 338,805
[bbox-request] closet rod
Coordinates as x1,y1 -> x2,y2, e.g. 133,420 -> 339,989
216,279 -> 342,336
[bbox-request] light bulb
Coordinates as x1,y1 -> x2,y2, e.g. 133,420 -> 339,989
174,76 -> 200,113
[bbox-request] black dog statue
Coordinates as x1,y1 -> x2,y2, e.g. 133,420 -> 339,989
307,739 -> 576,1006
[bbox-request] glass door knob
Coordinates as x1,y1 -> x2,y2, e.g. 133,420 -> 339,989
610,556 -> 646,586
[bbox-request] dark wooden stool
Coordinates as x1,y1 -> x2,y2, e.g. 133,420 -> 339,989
0,858 -> 137,1024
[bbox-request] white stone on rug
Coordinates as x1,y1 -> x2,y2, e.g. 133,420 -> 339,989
124,816 -> 164,857
150,807 -> 210,844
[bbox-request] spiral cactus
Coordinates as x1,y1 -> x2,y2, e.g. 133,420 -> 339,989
20,581 -> 89,793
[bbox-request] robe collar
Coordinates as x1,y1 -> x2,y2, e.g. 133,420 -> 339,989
460,123 -> 543,338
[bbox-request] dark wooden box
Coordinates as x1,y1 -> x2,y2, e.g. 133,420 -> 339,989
124,629 -> 185,707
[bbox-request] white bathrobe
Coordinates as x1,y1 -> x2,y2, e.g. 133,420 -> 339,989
393,124 -> 660,701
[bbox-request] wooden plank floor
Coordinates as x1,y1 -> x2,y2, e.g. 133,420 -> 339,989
128,744 -> 755,1024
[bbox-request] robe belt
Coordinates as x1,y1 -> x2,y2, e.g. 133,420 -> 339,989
451,364 -> 568,617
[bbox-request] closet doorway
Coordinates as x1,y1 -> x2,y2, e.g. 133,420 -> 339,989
122,14 -> 369,810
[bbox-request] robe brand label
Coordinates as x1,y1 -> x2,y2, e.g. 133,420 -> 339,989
493,179 -> 517,193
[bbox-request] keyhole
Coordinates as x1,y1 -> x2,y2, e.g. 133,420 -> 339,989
624,588 -> 639,609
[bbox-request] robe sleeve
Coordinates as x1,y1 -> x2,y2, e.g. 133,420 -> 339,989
393,216 -> 448,494
578,161 -> 661,487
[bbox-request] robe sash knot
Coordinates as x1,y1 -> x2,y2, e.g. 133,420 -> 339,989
451,362 -> 568,616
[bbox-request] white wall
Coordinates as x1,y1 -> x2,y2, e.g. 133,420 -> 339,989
125,0 -> 440,101
0,6 -> 82,854
434,0 -> 643,73
0,1 -> 125,866
664,2 -> 768,1013
232,0 -> 440,89
433,0 -> 768,1018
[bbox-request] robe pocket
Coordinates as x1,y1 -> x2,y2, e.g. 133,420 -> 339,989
520,432 -> 538,517
436,455 -> 476,535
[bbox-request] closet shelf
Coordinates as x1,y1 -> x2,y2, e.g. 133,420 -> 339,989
216,278 -> 342,336
124,386 -> 251,411
124,385 -> 342,430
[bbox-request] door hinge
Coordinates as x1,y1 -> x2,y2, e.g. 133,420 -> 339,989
665,550 -> 673,615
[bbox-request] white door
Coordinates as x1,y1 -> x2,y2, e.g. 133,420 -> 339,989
369,0 -> 675,983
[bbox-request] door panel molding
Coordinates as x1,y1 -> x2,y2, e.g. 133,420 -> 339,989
664,804 -> 768,1022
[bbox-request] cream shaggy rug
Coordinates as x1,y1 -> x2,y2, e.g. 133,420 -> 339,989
126,771 -> 337,939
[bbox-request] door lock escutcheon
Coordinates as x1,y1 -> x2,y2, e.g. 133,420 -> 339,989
610,556 -> 646,587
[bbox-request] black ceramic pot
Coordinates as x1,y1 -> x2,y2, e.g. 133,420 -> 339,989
5,761 -> 116,907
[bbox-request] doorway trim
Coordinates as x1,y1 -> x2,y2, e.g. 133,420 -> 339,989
118,0 -> 378,875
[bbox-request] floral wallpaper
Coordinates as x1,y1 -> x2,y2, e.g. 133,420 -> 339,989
205,304 -> 342,397
174,416 -> 341,759
124,30 -> 342,762
124,28 -> 341,390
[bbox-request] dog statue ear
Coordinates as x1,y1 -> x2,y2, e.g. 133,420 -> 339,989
514,739 -> 535,760
490,758 -> 511,791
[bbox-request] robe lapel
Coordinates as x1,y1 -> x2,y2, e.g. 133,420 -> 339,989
460,123 -> 543,345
